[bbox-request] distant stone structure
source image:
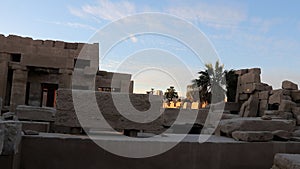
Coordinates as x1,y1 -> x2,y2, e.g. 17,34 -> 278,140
0,34 -> 133,112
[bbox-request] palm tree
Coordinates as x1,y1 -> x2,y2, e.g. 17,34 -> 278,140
164,86 -> 179,106
192,61 -> 226,104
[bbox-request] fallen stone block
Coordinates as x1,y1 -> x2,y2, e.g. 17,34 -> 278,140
291,90 -> 300,103
293,130 -> 300,137
240,72 -> 261,84
239,95 -> 259,117
239,93 -> 249,101
272,130 -> 292,141
269,90 -> 291,105
259,91 -> 270,100
259,100 -> 268,116
279,100 -> 296,112
273,153 -> 300,169
219,118 -> 295,136
282,80 -> 298,90
16,105 -> 56,122
232,131 -> 273,142
1,121 -> 22,155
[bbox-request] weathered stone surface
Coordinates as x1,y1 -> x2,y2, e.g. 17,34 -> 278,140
219,118 -> 295,136
271,89 -> 291,96
291,90 -> 300,103
259,91 -> 270,100
240,72 -> 261,84
16,105 -> 56,122
1,121 -> 22,155
239,93 -> 249,101
272,130 -> 292,141
55,89 -> 165,132
20,121 -> 50,132
239,95 -> 259,117
248,68 -> 261,74
232,131 -> 273,142
273,153 -> 300,169
240,83 -> 266,94
259,100 -> 268,116
279,100 -> 296,112
282,80 -> 298,90
293,130 -> 300,137
292,107 -> 300,125
261,115 -> 272,120
235,69 -> 248,75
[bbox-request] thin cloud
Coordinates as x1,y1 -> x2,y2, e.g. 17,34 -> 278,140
166,2 -> 247,30
70,0 -> 137,22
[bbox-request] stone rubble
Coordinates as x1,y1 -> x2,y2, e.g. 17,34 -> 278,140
271,153 -> 300,169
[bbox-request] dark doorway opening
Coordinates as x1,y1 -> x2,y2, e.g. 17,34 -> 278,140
41,83 -> 58,107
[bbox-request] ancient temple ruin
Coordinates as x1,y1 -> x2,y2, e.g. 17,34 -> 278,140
0,34 -> 133,113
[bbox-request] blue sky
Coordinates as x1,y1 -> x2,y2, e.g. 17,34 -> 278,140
1,0 -> 300,96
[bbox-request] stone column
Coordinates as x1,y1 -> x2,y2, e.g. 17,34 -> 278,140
0,54 -> 10,100
10,66 -> 28,112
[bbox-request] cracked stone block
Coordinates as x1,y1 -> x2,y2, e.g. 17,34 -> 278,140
219,117 -> 295,136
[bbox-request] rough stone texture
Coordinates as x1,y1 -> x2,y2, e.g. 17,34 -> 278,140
291,90 -> 300,103
240,72 -> 261,84
292,107 -> 300,125
20,121 -> 50,132
282,80 -> 298,90
259,91 -> 270,100
219,118 -> 295,136
279,100 -> 296,112
55,89 -> 165,133
241,83 -> 267,94
16,105 -> 56,122
293,130 -> 300,137
269,90 -> 290,105
272,153 -> 300,169
259,100 -> 269,116
248,68 -> 261,74
272,130 -> 292,141
1,120 -> 22,155
232,131 -> 273,142
239,95 -> 259,117
239,94 -> 249,101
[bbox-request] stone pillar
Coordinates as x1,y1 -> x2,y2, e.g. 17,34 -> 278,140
0,60 -> 9,100
10,67 -> 28,112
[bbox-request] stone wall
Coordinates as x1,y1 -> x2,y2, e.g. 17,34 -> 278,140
54,89 -> 213,134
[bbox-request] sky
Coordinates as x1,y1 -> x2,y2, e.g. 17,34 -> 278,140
1,0 -> 300,96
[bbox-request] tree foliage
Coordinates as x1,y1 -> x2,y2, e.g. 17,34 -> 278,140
164,86 -> 179,103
